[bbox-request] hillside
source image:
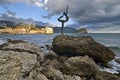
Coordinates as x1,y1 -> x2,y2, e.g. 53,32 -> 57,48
76,28 -> 88,33
0,20 -> 15,28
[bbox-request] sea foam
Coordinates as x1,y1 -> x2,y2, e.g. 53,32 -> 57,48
0,40 -> 5,45
98,59 -> 120,74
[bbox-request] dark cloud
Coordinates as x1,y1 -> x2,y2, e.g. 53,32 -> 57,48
7,10 -> 16,17
45,0 -> 120,23
44,0 -> 120,32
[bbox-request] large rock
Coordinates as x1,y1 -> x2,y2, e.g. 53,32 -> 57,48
0,50 -> 37,80
63,75 -> 81,80
36,73 -> 48,80
40,65 -> 82,80
95,71 -> 120,80
0,40 -> 45,80
41,50 -> 61,70
41,65 -> 64,80
52,35 -> 115,63
45,50 -> 58,60
62,55 -> 98,77
0,39 -> 45,61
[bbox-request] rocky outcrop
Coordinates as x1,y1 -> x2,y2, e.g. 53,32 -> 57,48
0,39 -> 119,80
52,35 -> 115,63
41,65 -> 82,80
0,40 -> 45,80
62,56 -> 98,77
0,50 -> 37,80
40,52 -> 119,80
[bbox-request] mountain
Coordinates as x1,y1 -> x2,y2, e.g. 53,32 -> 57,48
34,21 -> 49,27
76,28 -> 88,33
0,20 -> 15,28
53,27 -> 77,33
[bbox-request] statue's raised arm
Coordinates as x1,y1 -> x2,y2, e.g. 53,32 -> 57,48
63,12 -> 69,22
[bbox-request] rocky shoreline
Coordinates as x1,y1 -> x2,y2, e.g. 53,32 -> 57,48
0,35 -> 120,80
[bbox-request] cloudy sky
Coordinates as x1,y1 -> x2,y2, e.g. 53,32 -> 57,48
0,0 -> 120,33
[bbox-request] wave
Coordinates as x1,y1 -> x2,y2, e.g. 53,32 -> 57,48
98,60 -> 120,74
107,45 -> 120,49
0,40 -> 5,45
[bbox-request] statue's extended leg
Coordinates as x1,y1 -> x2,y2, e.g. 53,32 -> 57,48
62,22 -> 64,35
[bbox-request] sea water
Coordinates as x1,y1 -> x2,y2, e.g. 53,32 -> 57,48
0,33 -> 120,73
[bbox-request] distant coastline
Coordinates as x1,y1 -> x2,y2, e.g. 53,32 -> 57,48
0,23 -> 54,34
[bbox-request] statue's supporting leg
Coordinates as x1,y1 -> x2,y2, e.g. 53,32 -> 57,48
62,22 -> 64,35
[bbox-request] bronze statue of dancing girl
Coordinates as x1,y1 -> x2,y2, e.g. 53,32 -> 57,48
57,5 -> 69,35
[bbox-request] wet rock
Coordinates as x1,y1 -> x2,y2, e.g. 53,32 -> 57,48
52,35 -> 115,63
62,55 -> 98,77
115,58 -> 120,63
41,46 -> 45,48
98,63 -> 112,68
95,71 -> 120,80
45,44 -> 52,50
